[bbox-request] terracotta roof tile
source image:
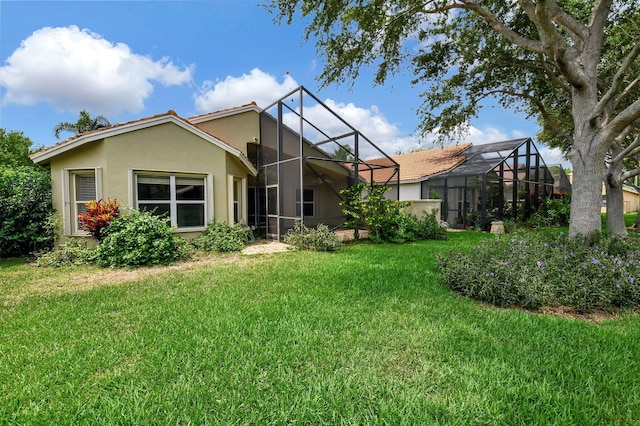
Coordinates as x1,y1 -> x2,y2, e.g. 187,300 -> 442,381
187,102 -> 258,121
362,143 -> 472,183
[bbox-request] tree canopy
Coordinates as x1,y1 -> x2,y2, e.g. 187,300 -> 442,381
53,109 -> 111,139
268,0 -> 640,237
0,129 -> 41,169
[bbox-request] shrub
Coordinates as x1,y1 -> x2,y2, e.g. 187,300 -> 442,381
340,183 -> 447,243
96,210 -> 190,267
35,238 -> 97,267
283,221 -> 342,251
193,220 -> 248,253
77,198 -> 120,241
526,196 -> 571,229
439,230 -> 640,312
0,166 -> 55,257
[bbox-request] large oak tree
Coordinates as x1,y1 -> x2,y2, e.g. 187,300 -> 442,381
268,0 -> 640,237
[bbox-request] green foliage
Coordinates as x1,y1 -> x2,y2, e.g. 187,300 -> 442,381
77,198 -> 121,241
0,167 -> 55,258
193,220 -> 248,253
53,109 -> 111,139
96,210 -> 190,267
0,129 -> 41,168
282,221 -> 342,251
340,183 -> 446,243
525,196 -> 571,229
439,230 -> 640,312
35,239 -> 97,267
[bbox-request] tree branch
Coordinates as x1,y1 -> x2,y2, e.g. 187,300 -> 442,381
484,88 -> 573,144
591,38 -> 640,122
544,0 -> 588,45
612,128 -> 640,164
419,0 -> 547,54
615,75 -> 640,110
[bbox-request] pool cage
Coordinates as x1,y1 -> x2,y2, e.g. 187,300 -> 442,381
246,86 -> 400,239
422,138 -> 557,230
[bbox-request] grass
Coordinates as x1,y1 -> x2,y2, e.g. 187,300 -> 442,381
2,233 -> 640,424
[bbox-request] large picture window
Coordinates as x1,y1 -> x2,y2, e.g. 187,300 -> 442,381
136,173 -> 206,229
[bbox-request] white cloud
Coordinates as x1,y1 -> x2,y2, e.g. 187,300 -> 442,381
0,26 -> 193,114
194,68 -> 298,112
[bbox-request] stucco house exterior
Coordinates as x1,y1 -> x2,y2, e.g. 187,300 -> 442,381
31,86 -> 399,242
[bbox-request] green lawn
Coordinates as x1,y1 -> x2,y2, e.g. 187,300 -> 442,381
2,233 -> 639,424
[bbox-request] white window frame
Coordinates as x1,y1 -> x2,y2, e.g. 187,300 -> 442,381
227,175 -> 247,225
134,172 -> 208,230
64,168 -> 101,236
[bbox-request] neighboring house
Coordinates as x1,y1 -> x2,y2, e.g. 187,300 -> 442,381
599,183 -> 640,214
31,86 -> 398,242
367,138 -> 563,230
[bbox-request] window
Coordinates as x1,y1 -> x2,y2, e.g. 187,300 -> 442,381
71,171 -> 97,234
296,189 -> 315,217
135,173 -> 206,228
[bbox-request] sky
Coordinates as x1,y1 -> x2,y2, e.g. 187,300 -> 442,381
0,0 -> 569,167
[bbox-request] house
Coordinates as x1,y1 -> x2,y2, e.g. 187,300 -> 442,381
367,138 -> 563,230
31,86 -> 399,242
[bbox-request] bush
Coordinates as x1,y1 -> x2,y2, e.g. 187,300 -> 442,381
439,230 -> 640,312
96,210 -> 190,267
35,238 -> 97,267
0,166 -> 55,257
283,221 -> 342,251
78,198 -> 120,241
193,220 -> 248,253
340,183 -> 447,243
526,196 -> 571,229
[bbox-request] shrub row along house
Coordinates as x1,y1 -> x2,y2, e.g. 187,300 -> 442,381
31,86 -> 565,242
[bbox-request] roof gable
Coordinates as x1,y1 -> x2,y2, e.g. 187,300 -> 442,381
30,110 -> 257,176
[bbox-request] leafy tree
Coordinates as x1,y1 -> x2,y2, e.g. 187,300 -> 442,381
53,109 -> 111,139
0,167 -> 54,257
268,0 -> 640,238
0,129 -> 41,168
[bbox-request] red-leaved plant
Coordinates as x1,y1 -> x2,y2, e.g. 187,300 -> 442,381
78,198 -> 121,241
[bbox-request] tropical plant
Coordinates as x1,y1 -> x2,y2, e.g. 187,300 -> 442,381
77,198 -> 120,241
53,109 -> 111,139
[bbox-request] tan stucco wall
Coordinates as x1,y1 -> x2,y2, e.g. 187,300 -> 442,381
192,110 -> 260,155
47,122 -> 250,242
404,200 -> 442,219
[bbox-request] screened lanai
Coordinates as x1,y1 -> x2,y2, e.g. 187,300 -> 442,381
422,138 -> 556,230
247,86 -> 399,239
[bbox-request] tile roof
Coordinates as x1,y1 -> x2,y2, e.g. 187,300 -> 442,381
362,143 -> 472,183
29,108 -> 258,175
30,110 -> 181,159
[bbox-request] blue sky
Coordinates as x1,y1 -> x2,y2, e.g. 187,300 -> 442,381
0,0 -> 567,166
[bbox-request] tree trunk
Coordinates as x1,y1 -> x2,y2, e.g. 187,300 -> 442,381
569,152 -> 605,237
605,177 -> 627,236
605,148 -> 628,237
